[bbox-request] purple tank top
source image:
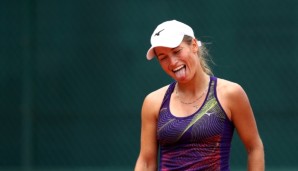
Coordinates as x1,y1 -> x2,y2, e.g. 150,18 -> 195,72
157,76 -> 234,171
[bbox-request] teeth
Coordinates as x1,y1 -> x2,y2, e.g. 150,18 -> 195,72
173,65 -> 184,72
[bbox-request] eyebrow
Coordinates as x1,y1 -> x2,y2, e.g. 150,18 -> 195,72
156,52 -> 166,57
155,49 -> 168,57
156,46 -> 181,57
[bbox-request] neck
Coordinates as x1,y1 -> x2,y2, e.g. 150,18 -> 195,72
176,72 -> 210,98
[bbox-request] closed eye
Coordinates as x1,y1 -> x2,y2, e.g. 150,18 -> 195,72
173,48 -> 182,55
158,55 -> 168,61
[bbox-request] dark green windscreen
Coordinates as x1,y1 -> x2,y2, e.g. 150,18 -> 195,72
1,0 -> 297,170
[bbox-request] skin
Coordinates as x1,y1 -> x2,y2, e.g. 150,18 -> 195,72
134,39 -> 264,171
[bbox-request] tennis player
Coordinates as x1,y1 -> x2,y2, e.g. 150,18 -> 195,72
135,20 -> 264,171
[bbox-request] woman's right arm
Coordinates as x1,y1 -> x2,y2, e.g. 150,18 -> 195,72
135,89 -> 165,171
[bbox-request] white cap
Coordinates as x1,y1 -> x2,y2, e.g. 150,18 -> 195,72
146,20 -> 199,60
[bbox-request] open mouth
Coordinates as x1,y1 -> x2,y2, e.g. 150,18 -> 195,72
172,65 -> 186,79
173,65 -> 185,73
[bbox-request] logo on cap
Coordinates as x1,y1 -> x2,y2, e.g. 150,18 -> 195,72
154,29 -> 165,36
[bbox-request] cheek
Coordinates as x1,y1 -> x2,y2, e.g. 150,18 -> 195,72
161,63 -> 171,73
180,52 -> 192,63
159,61 -> 174,75
181,48 -> 192,59
184,53 -> 198,70
158,60 -> 168,69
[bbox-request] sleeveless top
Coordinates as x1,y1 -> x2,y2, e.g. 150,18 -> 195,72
157,76 -> 234,171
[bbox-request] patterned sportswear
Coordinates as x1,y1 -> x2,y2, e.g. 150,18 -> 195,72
157,76 -> 234,171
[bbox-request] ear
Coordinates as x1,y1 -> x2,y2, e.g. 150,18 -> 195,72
192,38 -> 199,53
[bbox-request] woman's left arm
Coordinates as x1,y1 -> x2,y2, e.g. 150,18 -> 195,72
229,83 -> 265,171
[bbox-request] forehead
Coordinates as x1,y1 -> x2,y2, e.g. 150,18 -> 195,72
154,46 -> 174,57
154,41 -> 186,56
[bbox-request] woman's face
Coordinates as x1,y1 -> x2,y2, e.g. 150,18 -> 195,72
154,39 -> 199,83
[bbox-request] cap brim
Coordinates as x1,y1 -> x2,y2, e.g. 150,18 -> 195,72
146,47 -> 155,60
146,35 -> 184,60
146,40 -> 202,60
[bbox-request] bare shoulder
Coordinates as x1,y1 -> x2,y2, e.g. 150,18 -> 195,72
142,84 -> 170,118
217,78 -> 246,96
216,78 -> 250,119
145,84 -> 170,103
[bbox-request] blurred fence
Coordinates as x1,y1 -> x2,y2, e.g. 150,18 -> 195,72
1,0 -> 298,170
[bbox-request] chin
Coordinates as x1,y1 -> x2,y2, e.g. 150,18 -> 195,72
175,78 -> 189,83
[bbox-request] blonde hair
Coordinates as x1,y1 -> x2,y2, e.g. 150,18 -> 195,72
183,35 -> 213,75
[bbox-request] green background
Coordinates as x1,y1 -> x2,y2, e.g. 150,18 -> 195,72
1,0 -> 297,170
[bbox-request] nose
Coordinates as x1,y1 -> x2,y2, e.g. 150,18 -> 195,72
168,55 -> 178,68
